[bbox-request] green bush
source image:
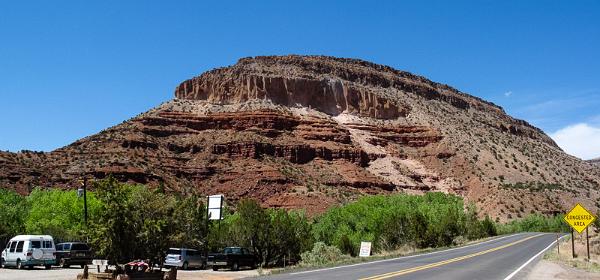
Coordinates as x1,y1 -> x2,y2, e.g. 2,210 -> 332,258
497,214 -> 568,234
299,242 -> 350,266
88,177 -> 195,265
312,193 -> 496,254
0,189 -> 27,248
25,188 -> 101,242
208,199 -> 313,266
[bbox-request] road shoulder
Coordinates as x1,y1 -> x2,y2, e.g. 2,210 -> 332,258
527,259 -> 600,280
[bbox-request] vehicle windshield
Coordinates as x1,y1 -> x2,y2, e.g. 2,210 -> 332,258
224,247 -> 241,254
30,241 -> 41,249
167,249 -> 181,255
72,244 -> 89,250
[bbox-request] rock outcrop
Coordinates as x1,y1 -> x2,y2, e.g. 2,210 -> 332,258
1,55 -> 598,219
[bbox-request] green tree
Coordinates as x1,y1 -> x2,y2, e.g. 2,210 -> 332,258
88,177 -> 137,264
170,195 -> 207,249
25,188 -> 101,241
230,199 -> 271,265
0,189 -> 27,248
127,186 -> 176,266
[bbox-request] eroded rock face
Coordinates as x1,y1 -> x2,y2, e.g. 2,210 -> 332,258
176,74 -> 406,119
1,55 -> 598,219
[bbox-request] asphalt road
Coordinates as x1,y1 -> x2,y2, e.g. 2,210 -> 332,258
262,233 -> 561,280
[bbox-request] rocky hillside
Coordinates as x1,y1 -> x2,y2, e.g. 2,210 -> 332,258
590,158 -> 600,166
1,55 -> 599,220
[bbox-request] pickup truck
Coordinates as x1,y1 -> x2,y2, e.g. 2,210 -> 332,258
207,247 -> 257,271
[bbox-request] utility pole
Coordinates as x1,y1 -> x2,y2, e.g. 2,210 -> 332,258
83,178 -> 88,226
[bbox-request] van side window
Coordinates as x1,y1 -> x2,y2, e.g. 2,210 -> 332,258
16,241 -> 24,253
30,241 -> 41,249
9,242 -> 17,253
43,241 -> 53,248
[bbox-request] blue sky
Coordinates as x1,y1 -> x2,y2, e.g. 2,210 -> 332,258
1,1 -> 599,159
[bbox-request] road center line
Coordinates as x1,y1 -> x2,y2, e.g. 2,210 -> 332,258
502,234 -> 567,280
289,233 -> 522,276
359,234 -> 543,280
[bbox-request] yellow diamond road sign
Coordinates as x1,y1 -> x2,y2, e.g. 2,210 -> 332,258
564,203 -> 596,234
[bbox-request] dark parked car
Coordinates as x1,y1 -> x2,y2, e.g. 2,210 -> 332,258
208,247 -> 257,271
55,242 -> 93,268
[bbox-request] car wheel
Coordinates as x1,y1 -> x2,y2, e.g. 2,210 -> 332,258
182,261 -> 189,270
45,265 -> 51,270
212,266 -> 219,271
0,257 -> 4,268
16,259 -> 22,270
60,258 -> 69,268
232,262 -> 239,271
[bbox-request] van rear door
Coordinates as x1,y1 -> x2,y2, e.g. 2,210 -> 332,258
42,239 -> 55,261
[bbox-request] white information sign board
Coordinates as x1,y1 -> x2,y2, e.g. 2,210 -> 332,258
359,241 -> 372,257
207,194 -> 224,220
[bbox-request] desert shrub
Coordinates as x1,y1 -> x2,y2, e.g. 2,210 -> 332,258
299,242 -> 350,266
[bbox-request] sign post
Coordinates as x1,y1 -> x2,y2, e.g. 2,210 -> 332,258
556,233 -> 560,254
587,227 -> 590,261
563,203 -> 596,260
571,229 -> 575,258
205,195 -> 224,262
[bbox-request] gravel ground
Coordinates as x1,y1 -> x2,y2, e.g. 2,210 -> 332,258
0,267 -> 259,280
527,260 -> 600,280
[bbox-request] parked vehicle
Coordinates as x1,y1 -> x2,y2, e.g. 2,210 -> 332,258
0,235 -> 56,269
207,247 -> 257,271
163,248 -> 205,270
55,242 -> 93,268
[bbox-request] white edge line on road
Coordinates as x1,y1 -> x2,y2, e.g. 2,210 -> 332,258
502,234 -> 567,280
289,233 -> 524,275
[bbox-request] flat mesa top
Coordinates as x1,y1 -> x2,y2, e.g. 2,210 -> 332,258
564,203 -> 596,233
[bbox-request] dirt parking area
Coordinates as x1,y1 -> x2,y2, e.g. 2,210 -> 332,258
0,267 -> 259,280
0,267 -> 81,280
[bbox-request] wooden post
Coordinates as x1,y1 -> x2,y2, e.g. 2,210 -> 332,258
571,228 -> 576,258
556,233 -> 560,255
586,227 -> 590,262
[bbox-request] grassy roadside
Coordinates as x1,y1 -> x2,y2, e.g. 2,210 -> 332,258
542,233 -> 600,273
260,234 -> 513,276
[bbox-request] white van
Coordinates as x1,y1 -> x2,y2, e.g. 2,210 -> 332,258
1,235 -> 56,269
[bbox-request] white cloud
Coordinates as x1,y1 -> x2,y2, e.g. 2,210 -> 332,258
550,123 -> 600,160
504,91 -> 513,97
